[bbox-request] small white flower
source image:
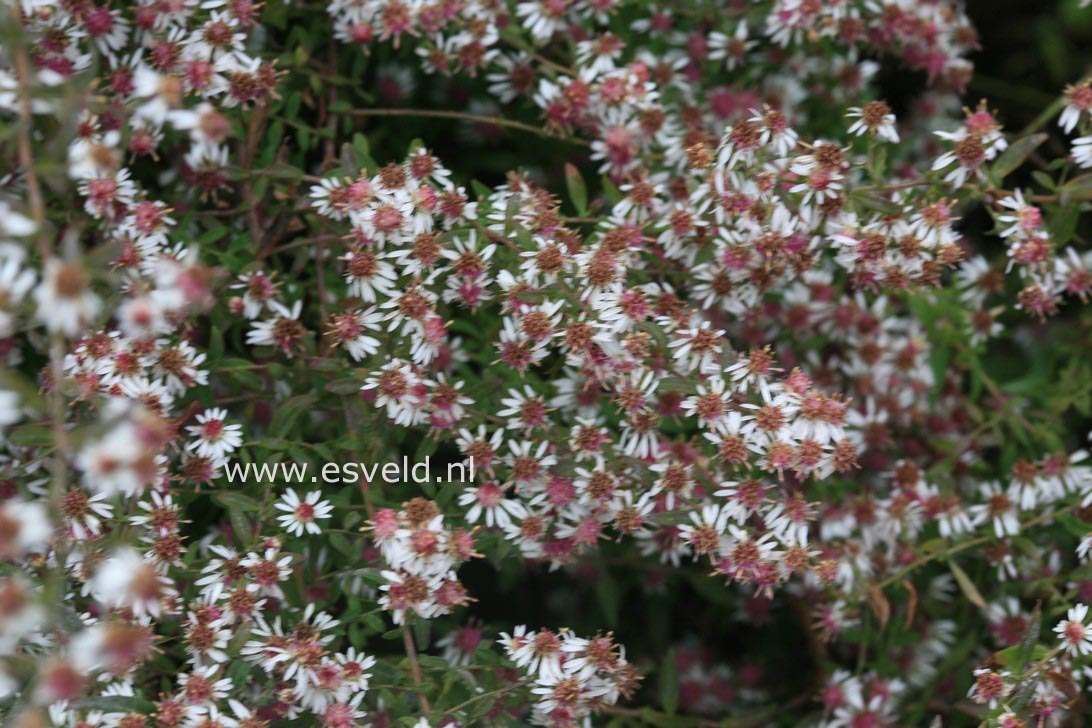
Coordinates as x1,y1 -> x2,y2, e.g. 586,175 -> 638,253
186,408 -> 244,462
33,260 -> 101,337
91,548 -> 173,618
1054,603 -> 1092,655
0,500 -> 51,558
274,489 -> 333,536
1073,135 -> 1092,169
846,101 -> 899,143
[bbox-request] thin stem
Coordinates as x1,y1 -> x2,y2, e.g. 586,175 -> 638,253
875,507 -> 1067,590
402,624 -> 432,716
437,680 -> 526,718
349,108 -> 589,146
10,10 -> 51,263
11,10 -> 70,588
240,99 -> 272,249
854,179 -> 931,194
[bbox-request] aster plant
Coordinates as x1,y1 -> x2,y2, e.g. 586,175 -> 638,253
3,0 -> 1092,726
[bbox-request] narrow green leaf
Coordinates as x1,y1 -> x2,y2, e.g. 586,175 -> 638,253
659,647 -> 678,715
564,163 -> 588,216
949,561 -> 987,610
269,393 -> 318,436
990,133 -> 1047,181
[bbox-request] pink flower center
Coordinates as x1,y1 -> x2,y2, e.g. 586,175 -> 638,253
201,419 -> 224,440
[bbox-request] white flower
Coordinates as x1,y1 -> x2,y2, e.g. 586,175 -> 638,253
1073,135 -> 1092,169
0,202 -> 37,240
33,260 -> 101,337
0,500 -> 51,558
708,20 -> 756,70
246,300 -> 305,353
996,189 -> 1042,238
186,408 -> 244,462
516,0 -> 570,43
0,390 -> 21,428
846,102 -> 899,143
91,548 -> 172,618
968,482 -> 1020,538
1054,603 -> 1092,655
78,422 -> 151,497
668,321 -> 725,373
274,489 -> 333,536
117,295 -> 170,338
0,243 -> 36,337
341,247 -> 398,302
67,130 -> 122,180
66,491 -> 113,540
132,65 -> 181,126
331,307 -> 384,361
361,358 -> 428,427
1060,82 -> 1092,134
458,481 -> 525,529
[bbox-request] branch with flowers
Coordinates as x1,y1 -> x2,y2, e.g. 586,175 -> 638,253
2,0 -> 1092,726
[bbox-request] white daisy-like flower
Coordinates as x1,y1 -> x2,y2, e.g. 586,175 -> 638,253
246,299 -> 305,354
846,101 -> 899,143
186,407 -> 244,462
0,202 -> 37,241
1073,135 -> 1092,169
1054,603 -> 1092,655
0,390 -> 20,428
274,489 -> 333,536
90,548 -> 174,618
33,260 -> 102,337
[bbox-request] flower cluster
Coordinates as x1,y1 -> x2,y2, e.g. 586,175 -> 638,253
499,627 -> 639,726
371,497 -> 479,624
2,0 -> 1092,727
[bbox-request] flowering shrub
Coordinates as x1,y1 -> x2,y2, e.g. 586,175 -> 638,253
3,0 -> 1092,725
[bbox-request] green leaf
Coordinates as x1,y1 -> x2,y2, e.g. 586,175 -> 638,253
601,175 -> 623,204
198,226 -> 229,245
0,370 -> 44,413
949,561 -> 987,610
1059,172 -> 1092,204
413,619 -> 430,649
1014,602 -> 1043,668
470,179 -> 491,201
215,491 -> 261,511
340,142 -> 359,174
990,133 -> 1047,181
269,393 -> 318,436
659,647 -> 678,715
564,163 -> 588,216
1048,203 -> 1080,245
595,572 -> 621,624
257,163 -> 304,181
1031,170 -> 1056,191
70,696 -> 156,713
207,325 -> 224,362
329,531 -> 355,556
850,192 -> 902,216
1056,512 -> 1090,539
7,424 -> 54,448
326,377 -> 365,394
353,132 -> 371,159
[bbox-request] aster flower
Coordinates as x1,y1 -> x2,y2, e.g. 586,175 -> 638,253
274,489 -> 334,536
186,407 -> 243,462
33,260 -> 102,337
1054,604 -> 1092,655
846,101 -> 899,143
246,300 -> 307,355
